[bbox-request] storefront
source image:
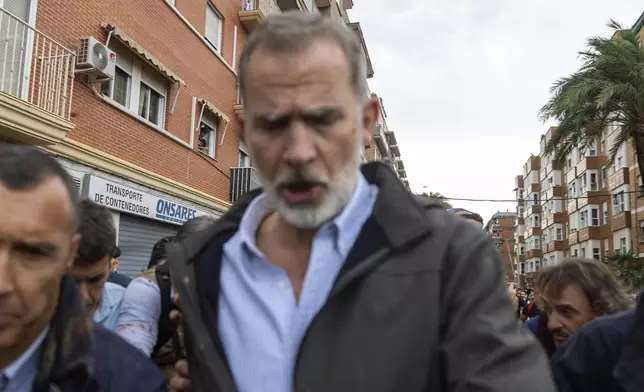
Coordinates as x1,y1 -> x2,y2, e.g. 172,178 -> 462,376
81,174 -> 219,277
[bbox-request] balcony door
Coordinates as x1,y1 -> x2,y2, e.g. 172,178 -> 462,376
0,0 -> 33,98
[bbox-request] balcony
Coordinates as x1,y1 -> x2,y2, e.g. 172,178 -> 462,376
608,167 -> 630,190
372,123 -> 389,156
577,226 -> 609,242
397,168 -> 406,178
546,185 -> 567,200
531,183 -> 541,193
529,205 -> 542,214
547,240 -> 569,253
526,249 -> 542,259
515,175 -> 524,189
527,226 -> 542,237
230,167 -> 261,203
517,199 -> 525,207
577,155 -> 608,173
530,156 -> 541,171
545,212 -> 568,226
239,0 -> 281,32
0,8 -> 75,146
611,211 -> 632,231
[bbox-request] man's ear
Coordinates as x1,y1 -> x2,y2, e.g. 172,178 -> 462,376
67,233 -> 81,269
361,95 -> 379,143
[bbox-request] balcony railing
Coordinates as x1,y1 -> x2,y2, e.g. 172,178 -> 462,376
230,167 -> 262,203
240,0 -> 281,17
0,8 -> 75,120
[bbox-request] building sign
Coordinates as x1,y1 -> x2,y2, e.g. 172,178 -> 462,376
84,175 -> 214,225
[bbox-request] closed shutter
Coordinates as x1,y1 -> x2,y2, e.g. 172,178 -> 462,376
1,0 -> 30,22
118,214 -> 177,278
71,175 -> 82,195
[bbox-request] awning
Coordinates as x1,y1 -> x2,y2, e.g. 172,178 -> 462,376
200,100 -> 230,123
101,23 -> 186,86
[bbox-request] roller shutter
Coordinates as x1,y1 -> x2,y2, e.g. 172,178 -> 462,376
117,214 -> 177,278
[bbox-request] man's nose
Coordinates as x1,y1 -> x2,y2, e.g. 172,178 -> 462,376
547,312 -> 563,330
283,126 -> 316,166
0,248 -> 14,294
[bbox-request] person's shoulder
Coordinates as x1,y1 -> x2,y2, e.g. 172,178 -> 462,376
555,309 -> 636,367
91,325 -> 167,391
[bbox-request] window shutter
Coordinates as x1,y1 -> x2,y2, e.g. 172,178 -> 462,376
1,0 -> 30,22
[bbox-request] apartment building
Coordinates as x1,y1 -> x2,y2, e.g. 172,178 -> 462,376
539,127 -> 568,267
520,155 -> 543,285
514,126 -> 644,287
0,0 -> 378,275
514,174 -> 526,284
485,212 -> 518,281
364,94 -> 410,188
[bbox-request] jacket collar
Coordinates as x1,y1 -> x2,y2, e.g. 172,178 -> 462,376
32,275 -> 93,392
184,161 -> 436,263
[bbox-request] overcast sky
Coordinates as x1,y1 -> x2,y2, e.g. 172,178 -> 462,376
349,1 -> 644,225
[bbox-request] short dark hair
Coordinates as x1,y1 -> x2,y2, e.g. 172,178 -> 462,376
148,236 -> 174,269
112,246 -> 121,259
0,143 -> 80,230
76,198 -> 116,266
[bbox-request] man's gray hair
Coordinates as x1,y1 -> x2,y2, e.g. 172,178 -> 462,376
238,11 -> 367,101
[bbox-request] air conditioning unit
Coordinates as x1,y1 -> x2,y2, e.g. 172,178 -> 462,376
76,36 -> 116,81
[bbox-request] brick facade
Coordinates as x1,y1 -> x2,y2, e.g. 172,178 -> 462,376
36,0 -> 247,202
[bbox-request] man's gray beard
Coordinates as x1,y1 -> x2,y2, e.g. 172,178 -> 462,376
258,130 -> 364,230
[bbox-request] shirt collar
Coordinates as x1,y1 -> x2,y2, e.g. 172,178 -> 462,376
2,326 -> 49,384
237,172 -> 372,259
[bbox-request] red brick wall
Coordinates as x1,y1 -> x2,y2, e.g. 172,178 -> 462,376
36,0 -> 249,202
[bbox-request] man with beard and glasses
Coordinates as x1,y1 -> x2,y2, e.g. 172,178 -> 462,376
0,144 -> 166,391
165,11 -> 555,392
535,258 -> 632,346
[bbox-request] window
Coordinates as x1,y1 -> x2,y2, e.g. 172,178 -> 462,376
570,181 -> 576,196
590,173 -> 598,191
533,215 -> 539,228
601,167 -> 607,189
556,228 -> 563,240
580,210 -> 588,228
580,173 -> 587,194
640,220 -> 644,242
591,207 -> 599,226
533,193 -> 538,203
589,147 -> 597,156
101,67 -> 130,107
592,248 -> 600,260
205,4 -> 223,52
603,201 -> 609,225
198,112 -> 218,158
581,247 -> 586,258
100,42 -> 168,128
567,158 -> 572,171
494,218 -> 499,224
573,249 -> 578,257
238,150 -> 250,167
639,176 -> 644,197
620,237 -> 627,253
613,191 -> 625,214
138,83 -> 164,126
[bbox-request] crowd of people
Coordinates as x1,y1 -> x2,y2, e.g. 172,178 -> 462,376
1,9 -> 643,392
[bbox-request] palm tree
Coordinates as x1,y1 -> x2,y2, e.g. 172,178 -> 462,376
603,250 -> 644,292
539,20 -> 644,173
418,191 -> 452,209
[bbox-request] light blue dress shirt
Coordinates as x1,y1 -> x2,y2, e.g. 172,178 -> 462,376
0,327 -> 48,391
219,172 -> 379,392
116,277 -> 163,356
93,281 -> 126,331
